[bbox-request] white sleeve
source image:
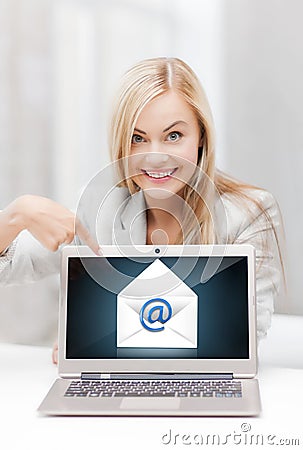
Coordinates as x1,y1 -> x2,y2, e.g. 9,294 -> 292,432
0,230 -> 61,286
230,190 -> 283,340
0,240 -> 17,271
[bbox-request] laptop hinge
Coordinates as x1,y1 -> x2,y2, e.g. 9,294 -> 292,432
81,373 -> 234,380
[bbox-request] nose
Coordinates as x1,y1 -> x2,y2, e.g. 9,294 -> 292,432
144,152 -> 169,167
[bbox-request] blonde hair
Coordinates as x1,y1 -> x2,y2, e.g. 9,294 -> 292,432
109,57 -> 285,280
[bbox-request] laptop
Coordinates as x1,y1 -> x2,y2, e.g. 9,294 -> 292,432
38,244 -> 261,416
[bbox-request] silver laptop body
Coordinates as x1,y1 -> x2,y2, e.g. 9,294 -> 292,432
38,244 -> 261,416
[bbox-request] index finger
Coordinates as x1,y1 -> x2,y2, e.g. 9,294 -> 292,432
75,218 -> 101,255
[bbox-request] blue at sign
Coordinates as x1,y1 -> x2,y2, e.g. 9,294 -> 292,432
139,298 -> 172,332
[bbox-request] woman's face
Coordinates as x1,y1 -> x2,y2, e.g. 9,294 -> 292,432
128,90 -> 202,198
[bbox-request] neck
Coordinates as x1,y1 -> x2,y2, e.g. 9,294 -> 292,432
144,192 -> 184,244
144,193 -> 183,222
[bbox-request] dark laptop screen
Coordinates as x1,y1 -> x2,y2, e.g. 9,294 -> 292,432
66,256 -> 249,359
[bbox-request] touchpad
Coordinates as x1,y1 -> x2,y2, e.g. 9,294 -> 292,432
120,397 -> 181,410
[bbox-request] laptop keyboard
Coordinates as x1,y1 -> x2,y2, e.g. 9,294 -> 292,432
64,380 -> 242,398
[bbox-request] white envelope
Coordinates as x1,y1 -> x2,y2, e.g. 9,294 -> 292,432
117,259 -> 198,348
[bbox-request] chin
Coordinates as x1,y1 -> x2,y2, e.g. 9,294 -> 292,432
142,185 -> 183,200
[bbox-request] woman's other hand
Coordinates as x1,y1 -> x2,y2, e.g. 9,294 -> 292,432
52,341 -> 58,365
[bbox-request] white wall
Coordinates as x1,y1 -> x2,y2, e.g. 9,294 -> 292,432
0,0 -> 53,205
219,0 -> 303,313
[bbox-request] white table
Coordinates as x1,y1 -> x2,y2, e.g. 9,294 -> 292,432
0,314 -> 302,450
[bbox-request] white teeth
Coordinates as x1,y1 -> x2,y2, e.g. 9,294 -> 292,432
145,170 -> 174,179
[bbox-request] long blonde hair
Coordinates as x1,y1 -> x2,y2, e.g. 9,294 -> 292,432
109,57 -> 285,278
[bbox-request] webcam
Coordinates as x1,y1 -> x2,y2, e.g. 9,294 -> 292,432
155,248 -> 160,254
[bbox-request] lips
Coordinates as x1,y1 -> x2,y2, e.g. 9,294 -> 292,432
141,168 -> 177,179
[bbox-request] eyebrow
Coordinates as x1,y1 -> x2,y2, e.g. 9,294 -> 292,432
134,120 -> 187,136
163,120 -> 187,132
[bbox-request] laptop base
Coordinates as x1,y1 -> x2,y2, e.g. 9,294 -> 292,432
37,378 -> 261,416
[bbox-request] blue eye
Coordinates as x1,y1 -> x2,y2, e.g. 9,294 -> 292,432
167,131 -> 182,142
132,134 -> 145,144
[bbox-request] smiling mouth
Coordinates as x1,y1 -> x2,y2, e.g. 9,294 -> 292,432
141,168 -> 177,179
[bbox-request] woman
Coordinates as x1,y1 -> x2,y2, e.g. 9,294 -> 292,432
0,57 -> 284,361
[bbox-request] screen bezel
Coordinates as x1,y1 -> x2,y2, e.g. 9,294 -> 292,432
58,245 -> 257,378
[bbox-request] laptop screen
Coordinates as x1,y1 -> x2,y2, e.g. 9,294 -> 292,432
65,256 -> 249,360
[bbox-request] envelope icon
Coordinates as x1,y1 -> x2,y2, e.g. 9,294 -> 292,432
117,259 -> 198,348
